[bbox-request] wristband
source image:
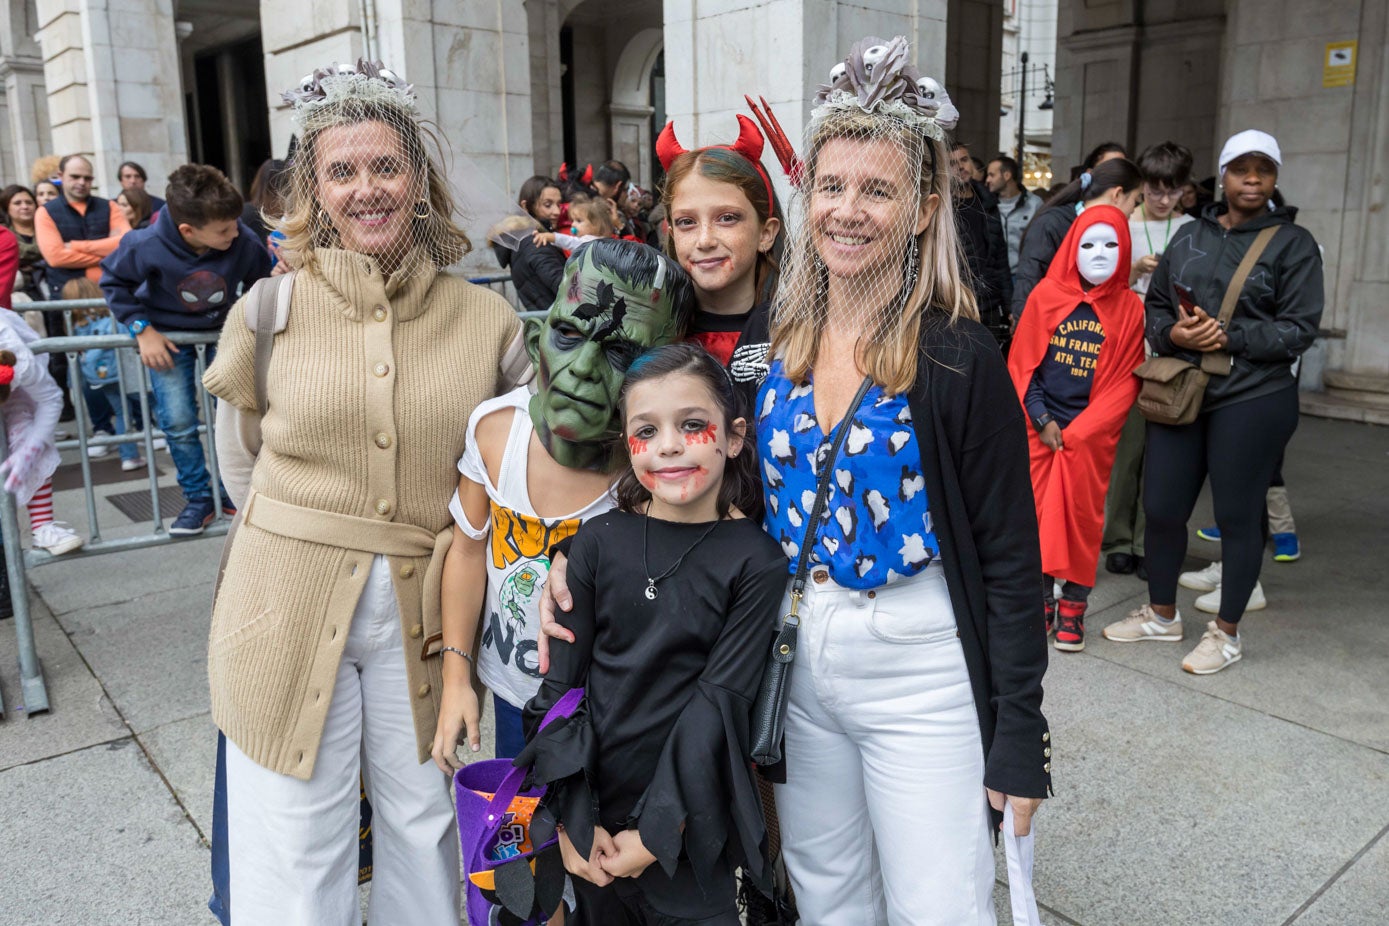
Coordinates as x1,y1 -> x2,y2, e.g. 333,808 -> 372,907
1031,412 -> 1054,432
441,645 -> 473,665
129,319 -> 151,336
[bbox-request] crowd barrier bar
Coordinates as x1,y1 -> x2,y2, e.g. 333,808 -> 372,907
1,272 -> 519,718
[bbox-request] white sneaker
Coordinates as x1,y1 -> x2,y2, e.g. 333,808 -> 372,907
1179,561 -> 1222,592
1195,581 -> 1266,614
1182,621 -> 1243,674
1102,604 -> 1184,643
32,522 -> 83,555
152,437 -> 168,451
87,431 -> 113,458
120,457 -> 147,472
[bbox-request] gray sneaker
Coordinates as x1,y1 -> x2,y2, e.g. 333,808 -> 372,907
1182,621 -> 1243,675
1102,604 -> 1184,643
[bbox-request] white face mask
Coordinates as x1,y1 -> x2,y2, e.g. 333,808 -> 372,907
1076,222 -> 1121,286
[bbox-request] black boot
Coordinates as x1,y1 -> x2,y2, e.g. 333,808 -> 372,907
0,544 -> 12,620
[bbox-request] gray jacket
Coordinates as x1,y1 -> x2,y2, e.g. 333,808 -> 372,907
997,189 -> 1041,275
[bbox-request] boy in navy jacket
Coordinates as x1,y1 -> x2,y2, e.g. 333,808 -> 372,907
101,164 -> 271,534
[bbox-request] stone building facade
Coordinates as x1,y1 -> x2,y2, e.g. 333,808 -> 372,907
0,0 -> 1383,414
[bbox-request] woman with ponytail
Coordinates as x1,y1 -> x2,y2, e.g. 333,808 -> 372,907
1011,156 -> 1143,321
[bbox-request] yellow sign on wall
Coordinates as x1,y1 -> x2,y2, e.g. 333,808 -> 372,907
1324,41 -> 1357,88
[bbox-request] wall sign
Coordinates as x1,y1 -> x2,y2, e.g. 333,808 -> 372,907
1324,41 -> 1357,88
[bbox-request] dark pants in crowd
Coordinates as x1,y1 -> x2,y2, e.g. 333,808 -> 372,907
1102,406 -> 1146,559
1144,386 -> 1299,624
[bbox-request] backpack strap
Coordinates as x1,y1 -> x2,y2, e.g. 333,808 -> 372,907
242,272 -> 296,415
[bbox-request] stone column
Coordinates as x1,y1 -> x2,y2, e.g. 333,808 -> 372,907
1,0 -> 52,184
947,0 -> 1004,157
663,0 -> 949,203
33,0 -> 187,197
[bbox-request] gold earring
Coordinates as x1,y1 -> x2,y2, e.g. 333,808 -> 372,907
413,200 -> 431,219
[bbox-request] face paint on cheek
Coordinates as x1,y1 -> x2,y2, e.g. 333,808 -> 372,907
637,471 -> 656,489
627,436 -> 648,456
685,423 -> 718,445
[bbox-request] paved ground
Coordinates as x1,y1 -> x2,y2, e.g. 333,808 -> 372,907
1,415 -> 1386,925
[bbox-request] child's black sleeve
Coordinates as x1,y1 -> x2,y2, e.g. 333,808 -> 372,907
628,554 -> 787,894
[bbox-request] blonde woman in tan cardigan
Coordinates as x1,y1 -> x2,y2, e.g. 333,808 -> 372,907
202,62 -> 529,923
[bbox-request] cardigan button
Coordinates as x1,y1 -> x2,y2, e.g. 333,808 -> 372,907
373,306 -> 388,322
399,564 -> 415,578
409,624 -> 423,639
373,362 -> 390,377
1042,731 -> 1050,743
1043,762 -> 1051,773
1043,747 -> 1052,758
375,499 -> 392,515
375,433 -> 392,449
417,683 -> 431,698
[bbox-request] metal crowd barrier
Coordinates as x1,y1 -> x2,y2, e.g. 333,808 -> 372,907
1,272 -> 518,718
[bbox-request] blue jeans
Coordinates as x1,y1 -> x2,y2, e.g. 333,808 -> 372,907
148,343 -> 221,504
98,385 -> 144,462
493,695 -> 528,760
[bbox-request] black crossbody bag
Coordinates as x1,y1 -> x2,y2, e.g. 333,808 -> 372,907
750,375 -> 874,766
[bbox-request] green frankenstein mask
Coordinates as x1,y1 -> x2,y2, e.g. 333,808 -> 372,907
525,239 -> 694,471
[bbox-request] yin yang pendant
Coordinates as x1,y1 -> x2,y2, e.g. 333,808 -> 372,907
645,583 -> 658,600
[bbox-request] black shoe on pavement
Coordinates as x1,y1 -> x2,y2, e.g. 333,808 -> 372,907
1106,552 -> 1136,575
170,499 -> 216,536
1135,556 -> 1148,581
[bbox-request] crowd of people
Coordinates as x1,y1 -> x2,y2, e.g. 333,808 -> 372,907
0,36 -> 1322,926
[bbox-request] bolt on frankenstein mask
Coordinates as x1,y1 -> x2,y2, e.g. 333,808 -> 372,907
525,238 -> 694,471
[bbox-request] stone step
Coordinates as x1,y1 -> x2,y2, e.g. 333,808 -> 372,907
1300,389 -> 1389,426
1323,369 -> 1389,394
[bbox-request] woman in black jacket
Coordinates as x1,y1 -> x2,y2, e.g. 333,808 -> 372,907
1102,130 -> 1322,674
503,175 -> 568,311
1011,157 -> 1142,321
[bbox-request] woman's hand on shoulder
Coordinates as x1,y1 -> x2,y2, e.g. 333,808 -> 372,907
537,551 -> 576,676
986,787 -> 1043,837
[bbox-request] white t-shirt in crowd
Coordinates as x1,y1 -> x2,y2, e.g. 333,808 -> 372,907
1129,211 -> 1195,296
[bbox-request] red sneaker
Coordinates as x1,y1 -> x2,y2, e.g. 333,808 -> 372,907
1054,599 -> 1087,652
1044,598 -> 1057,637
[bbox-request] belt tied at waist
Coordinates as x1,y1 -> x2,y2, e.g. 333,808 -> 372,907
240,487 -> 453,658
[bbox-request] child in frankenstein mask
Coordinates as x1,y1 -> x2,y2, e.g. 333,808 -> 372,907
433,237 -> 693,767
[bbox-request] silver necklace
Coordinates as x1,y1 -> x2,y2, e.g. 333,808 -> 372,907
641,514 -> 721,600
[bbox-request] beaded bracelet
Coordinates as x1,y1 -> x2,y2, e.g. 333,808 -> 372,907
441,645 -> 473,665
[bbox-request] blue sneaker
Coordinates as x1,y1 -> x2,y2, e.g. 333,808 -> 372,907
170,498 -> 216,536
1272,532 -> 1301,562
1196,526 -> 1221,542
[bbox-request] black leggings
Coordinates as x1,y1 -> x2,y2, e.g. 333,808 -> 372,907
1143,386 -> 1299,624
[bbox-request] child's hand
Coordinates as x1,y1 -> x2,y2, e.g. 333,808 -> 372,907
135,326 -> 179,372
1039,421 -> 1064,452
0,439 -> 43,494
558,825 -> 616,887
430,682 -> 481,773
599,829 -> 658,879
532,231 -> 556,247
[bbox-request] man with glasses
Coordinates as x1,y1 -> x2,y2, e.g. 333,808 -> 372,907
35,154 -> 131,293
1102,141 -> 1195,579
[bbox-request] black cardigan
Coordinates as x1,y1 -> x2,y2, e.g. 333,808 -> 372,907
906,314 -> 1052,817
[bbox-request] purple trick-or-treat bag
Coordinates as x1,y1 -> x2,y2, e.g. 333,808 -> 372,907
455,687 -> 583,926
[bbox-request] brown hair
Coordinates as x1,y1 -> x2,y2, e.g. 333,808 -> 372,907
61,277 -> 109,324
249,158 -> 289,217
571,200 -> 616,237
117,187 -> 153,228
30,155 -> 59,187
660,146 -> 784,305
0,185 -> 35,227
164,164 -> 243,228
772,111 -> 978,394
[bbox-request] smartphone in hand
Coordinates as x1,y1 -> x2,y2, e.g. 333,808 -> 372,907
1173,282 -> 1200,317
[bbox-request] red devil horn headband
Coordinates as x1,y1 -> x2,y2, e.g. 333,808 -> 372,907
656,116 -> 775,206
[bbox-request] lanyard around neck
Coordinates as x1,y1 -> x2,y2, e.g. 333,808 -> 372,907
1141,205 -> 1174,256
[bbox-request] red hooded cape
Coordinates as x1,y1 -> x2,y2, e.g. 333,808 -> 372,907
1007,204 -> 1146,587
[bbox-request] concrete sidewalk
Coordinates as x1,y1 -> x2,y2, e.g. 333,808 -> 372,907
1,416 -> 1386,925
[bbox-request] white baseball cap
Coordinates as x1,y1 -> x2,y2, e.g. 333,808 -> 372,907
1219,129 -> 1282,175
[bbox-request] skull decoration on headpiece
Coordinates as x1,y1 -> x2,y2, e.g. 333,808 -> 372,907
814,35 -> 959,140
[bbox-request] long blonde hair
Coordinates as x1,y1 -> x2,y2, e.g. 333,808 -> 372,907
771,110 -> 977,393
278,95 -> 470,272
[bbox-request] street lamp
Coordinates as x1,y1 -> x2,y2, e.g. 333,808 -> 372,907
1003,53 -> 1053,161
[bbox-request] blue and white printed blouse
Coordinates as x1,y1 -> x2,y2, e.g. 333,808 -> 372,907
757,359 -> 939,590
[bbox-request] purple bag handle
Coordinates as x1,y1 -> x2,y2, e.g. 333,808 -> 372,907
480,687 -> 584,831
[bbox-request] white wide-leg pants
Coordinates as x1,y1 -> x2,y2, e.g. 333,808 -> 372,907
775,563 -> 996,926
226,555 -> 460,925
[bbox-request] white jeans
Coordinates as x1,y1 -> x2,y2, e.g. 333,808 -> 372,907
226,555 -> 460,925
775,563 -> 996,926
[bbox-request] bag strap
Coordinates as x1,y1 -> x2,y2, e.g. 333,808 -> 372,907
247,272 -> 295,415
1201,225 -> 1279,375
787,375 -> 876,604
483,687 -> 585,820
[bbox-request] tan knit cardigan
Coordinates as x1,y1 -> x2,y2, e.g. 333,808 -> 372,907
203,249 -> 523,779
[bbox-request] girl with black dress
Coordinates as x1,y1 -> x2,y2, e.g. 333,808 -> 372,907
521,343 -> 787,925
